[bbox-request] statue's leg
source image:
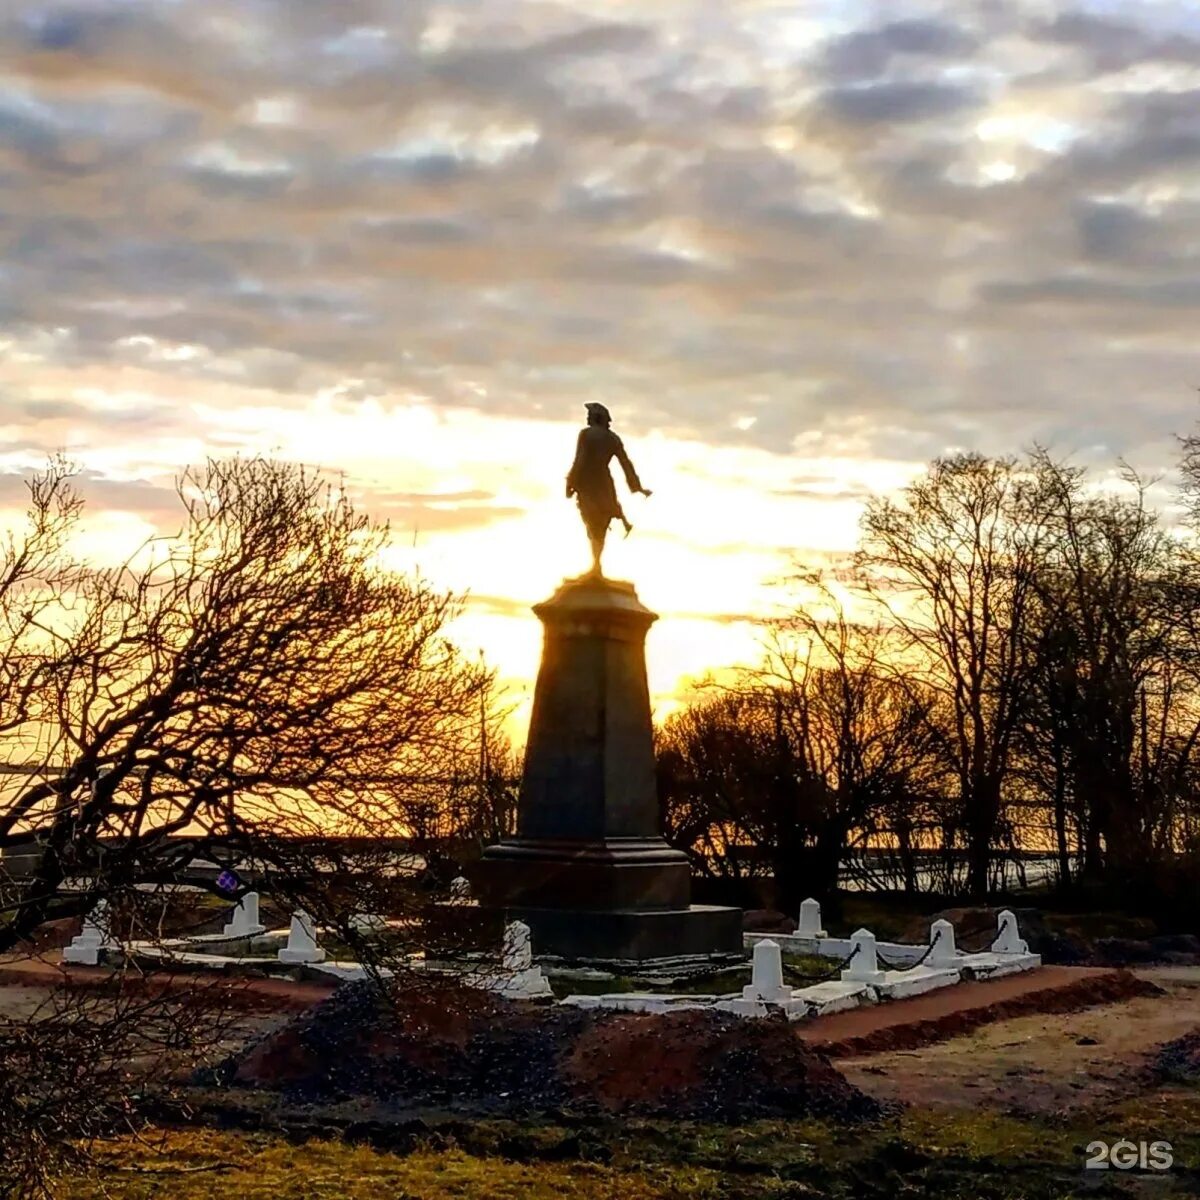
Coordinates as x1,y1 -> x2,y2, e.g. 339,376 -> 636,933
589,527 -> 605,574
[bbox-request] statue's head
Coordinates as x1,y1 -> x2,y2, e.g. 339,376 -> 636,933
585,402 -> 612,428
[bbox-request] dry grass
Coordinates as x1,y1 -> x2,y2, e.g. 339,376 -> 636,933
59,1127 -> 735,1200
51,1081 -> 1200,1199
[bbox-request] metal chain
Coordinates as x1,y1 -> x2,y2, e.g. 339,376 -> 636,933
781,940 -> 860,986
776,916 -> 1011,988
875,927 -> 942,972
956,916 -> 1007,954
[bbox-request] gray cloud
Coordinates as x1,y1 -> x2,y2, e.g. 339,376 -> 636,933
817,80 -> 983,125
1,0 -> 1199,479
821,18 -> 979,83
0,467 -> 180,523
1038,11 -> 1200,73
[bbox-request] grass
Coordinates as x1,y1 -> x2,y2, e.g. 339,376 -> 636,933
60,1129 -> 748,1199
56,1087 -> 1200,1200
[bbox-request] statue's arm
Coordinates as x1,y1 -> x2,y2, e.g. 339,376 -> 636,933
566,429 -> 586,498
613,435 -> 650,495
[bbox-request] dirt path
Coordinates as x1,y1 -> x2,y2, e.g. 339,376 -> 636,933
837,968 -> 1200,1114
0,952 -> 335,1011
797,967 -> 1147,1052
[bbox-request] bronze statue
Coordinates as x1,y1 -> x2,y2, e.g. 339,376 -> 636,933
566,403 -> 652,575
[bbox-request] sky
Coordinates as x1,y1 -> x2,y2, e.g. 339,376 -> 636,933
2,0 -> 1200,723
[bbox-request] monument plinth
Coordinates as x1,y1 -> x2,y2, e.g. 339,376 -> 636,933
473,573 -> 743,964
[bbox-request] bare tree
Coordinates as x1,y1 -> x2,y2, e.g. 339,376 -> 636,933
656,689 -> 784,890
655,581 -> 942,907
854,454 -> 1054,899
0,455 -> 489,949
0,456 -> 498,1195
0,456 -> 84,741
1020,452 -> 1194,884
761,574 -> 945,899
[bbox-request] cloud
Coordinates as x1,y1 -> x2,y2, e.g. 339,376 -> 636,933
0,465 -> 180,523
1038,11 -> 1200,74
0,0 -> 1198,486
821,19 -> 980,83
817,79 -> 982,125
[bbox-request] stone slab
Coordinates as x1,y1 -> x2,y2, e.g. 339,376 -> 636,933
792,980 -> 875,1018
872,965 -> 962,1001
563,992 -> 717,1014
959,951 -> 1042,980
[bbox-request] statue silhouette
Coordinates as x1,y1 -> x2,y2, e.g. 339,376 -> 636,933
565,403 -> 652,575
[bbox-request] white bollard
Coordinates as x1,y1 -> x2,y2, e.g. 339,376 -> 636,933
223,891 -> 265,937
797,898 -> 827,938
842,928 -> 887,984
742,938 -> 791,1002
63,900 -> 116,966
501,920 -> 533,972
928,918 -> 958,967
991,909 -> 1029,955
449,876 -> 472,902
278,909 -> 326,964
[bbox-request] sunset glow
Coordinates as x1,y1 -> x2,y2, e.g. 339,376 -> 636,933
3,0 -> 1198,730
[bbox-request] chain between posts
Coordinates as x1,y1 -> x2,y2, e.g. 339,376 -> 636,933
777,916 -> 999,986
875,926 -> 942,972
781,940 -> 860,986
957,916 -> 1007,954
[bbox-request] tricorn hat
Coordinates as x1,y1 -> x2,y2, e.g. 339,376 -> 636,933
584,402 -> 612,425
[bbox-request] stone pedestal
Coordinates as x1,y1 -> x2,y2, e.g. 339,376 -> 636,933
472,574 -> 742,964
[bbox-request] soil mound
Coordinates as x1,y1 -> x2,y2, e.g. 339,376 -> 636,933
219,980 -> 879,1122
1153,1029 -> 1200,1084
742,908 -> 797,934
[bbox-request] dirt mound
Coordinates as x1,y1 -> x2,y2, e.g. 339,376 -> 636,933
1153,1029 -> 1200,1084
563,1009 -> 871,1120
815,969 -> 1161,1058
219,980 -> 879,1122
742,908 -> 796,934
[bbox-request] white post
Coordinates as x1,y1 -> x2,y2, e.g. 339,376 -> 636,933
742,938 -> 790,1002
842,928 -> 886,984
223,891 -> 265,937
278,909 -> 326,964
928,918 -> 957,967
991,909 -> 1029,955
501,920 -> 533,971
63,899 -> 116,966
449,876 -> 472,902
797,898 -> 827,938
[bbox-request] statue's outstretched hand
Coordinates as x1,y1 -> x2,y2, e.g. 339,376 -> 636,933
640,487 -> 653,498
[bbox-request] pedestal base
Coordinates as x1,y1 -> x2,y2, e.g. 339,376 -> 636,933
470,575 -> 743,966
474,837 -> 691,910
499,903 -> 743,964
